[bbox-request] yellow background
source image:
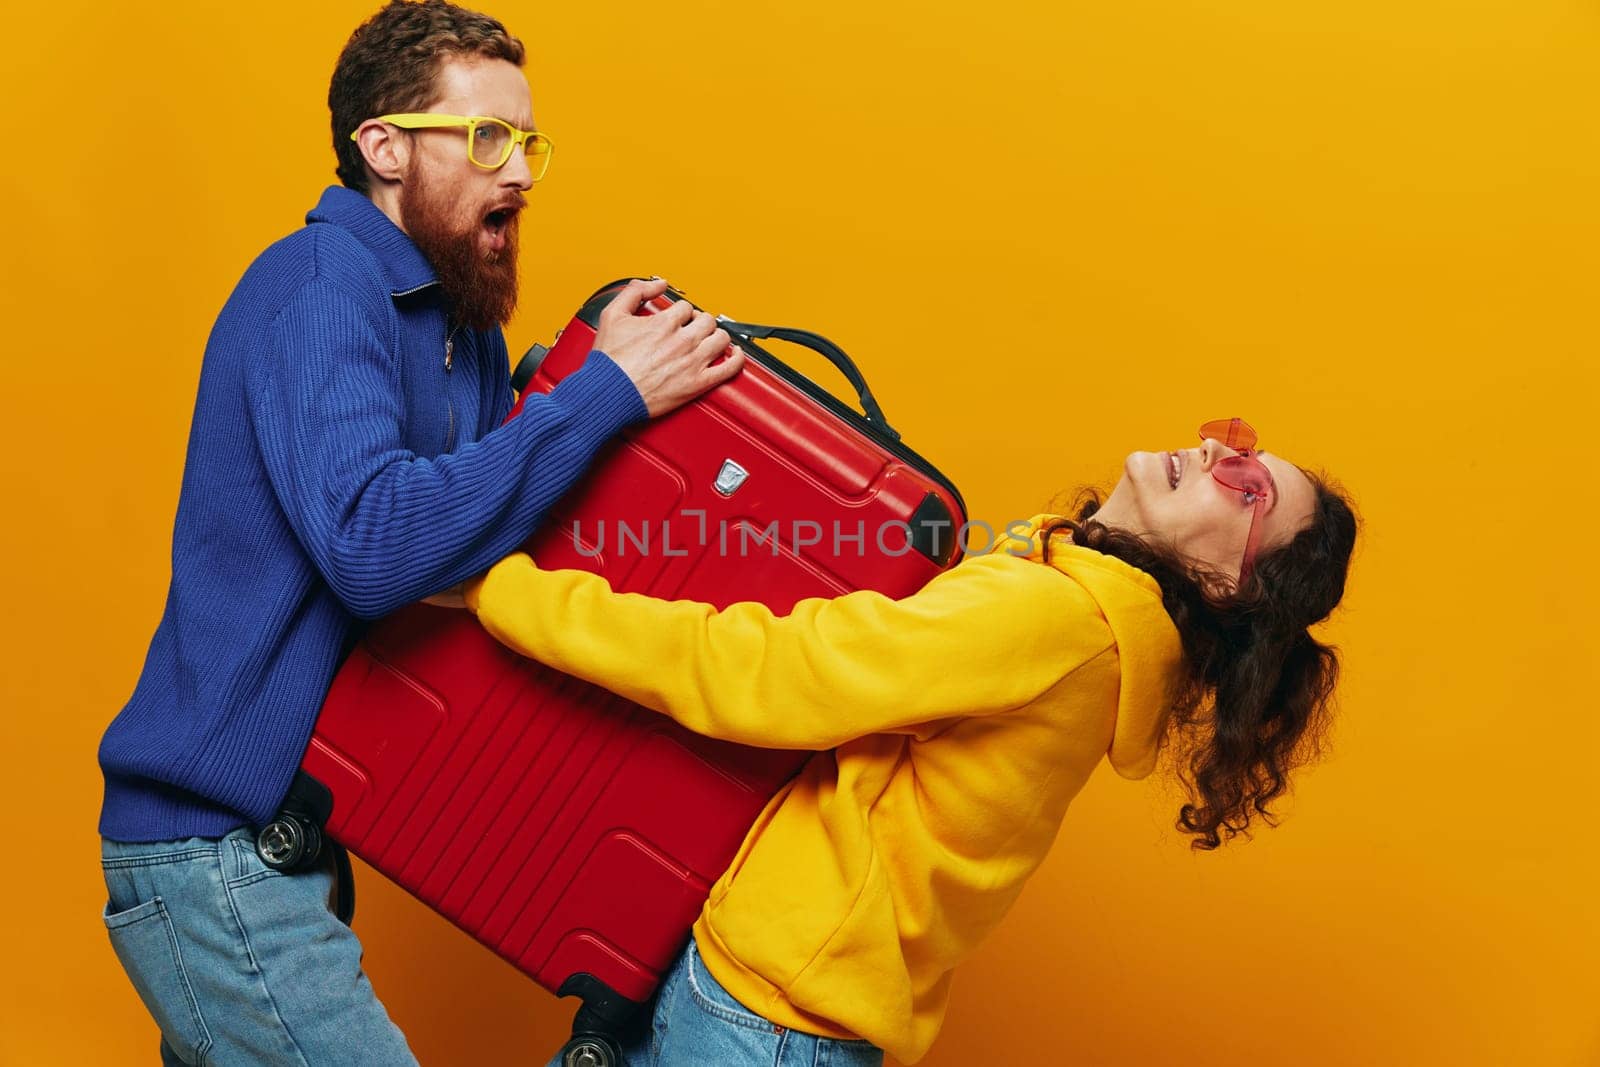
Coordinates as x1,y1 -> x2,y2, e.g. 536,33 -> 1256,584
2,1 -> 1596,1063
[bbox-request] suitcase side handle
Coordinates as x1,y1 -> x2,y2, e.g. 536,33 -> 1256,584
716,318 -> 902,443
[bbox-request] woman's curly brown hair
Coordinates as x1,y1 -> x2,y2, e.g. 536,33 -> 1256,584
1042,474 -> 1358,850
329,0 -> 525,194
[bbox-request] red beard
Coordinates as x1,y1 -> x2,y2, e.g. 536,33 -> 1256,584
399,168 -> 519,331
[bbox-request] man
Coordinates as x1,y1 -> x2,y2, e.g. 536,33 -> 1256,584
96,2 -> 742,1062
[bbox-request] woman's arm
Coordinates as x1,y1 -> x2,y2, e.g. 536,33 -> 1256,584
464,551 -> 1108,749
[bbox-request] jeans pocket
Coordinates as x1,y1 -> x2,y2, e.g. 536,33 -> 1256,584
102,896 -> 212,1063
226,833 -> 287,887
817,1037 -> 886,1067
684,944 -> 772,1033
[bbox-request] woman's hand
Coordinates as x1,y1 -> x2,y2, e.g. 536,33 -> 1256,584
420,580 -> 470,610
421,556 -> 537,611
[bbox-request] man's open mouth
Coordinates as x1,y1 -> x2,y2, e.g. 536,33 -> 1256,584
484,207 -> 516,236
480,204 -> 521,253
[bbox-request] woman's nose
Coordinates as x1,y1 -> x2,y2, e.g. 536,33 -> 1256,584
1199,438 -> 1241,469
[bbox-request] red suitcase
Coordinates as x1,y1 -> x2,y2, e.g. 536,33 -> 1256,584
297,279 -> 967,1063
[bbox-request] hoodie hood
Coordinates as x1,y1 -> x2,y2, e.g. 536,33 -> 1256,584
999,514 -> 1184,778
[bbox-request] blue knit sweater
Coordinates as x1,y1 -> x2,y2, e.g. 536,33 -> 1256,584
98,186 -> 647,842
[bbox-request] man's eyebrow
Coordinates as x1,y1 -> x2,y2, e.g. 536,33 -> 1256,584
1258,450 -> 1280,513
491,114 -> 535,130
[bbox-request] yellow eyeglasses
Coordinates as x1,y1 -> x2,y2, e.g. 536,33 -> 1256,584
353,114 -> 554,179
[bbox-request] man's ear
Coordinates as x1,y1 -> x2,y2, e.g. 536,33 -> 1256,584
353,120 -> 408,185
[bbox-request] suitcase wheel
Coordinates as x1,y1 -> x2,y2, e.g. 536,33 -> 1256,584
560,1034 -> 622,1067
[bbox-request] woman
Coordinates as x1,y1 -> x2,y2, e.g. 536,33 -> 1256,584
453,418 -> 1357,1066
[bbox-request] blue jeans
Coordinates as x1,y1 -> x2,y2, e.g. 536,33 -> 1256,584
100,827 -> 417,1066
559,937 -> 884,1067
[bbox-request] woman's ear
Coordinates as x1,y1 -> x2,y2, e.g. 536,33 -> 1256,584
1193,565 -> 1240,603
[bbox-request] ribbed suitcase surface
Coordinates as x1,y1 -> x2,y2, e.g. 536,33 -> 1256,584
301,279 -> 966,1012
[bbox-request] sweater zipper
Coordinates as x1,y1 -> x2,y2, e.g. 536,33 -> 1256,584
444,322 -> 460,451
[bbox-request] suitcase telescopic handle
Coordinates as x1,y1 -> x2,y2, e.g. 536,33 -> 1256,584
716,318 -> 902,442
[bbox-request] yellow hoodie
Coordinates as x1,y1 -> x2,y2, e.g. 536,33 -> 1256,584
463,515 -> 1183,1064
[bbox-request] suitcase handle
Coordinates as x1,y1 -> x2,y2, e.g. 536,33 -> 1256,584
573,279 -> 904,443
716,318 -> 902,442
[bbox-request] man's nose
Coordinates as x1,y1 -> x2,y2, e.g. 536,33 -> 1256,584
500,147 -> 534,192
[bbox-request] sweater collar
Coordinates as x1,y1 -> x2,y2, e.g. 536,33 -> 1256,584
306,185 -> 438,297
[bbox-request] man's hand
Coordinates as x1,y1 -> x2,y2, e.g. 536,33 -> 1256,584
593,278 -> 746,418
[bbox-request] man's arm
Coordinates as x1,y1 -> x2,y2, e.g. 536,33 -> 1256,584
248,276 -> 646,619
